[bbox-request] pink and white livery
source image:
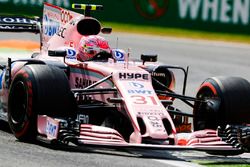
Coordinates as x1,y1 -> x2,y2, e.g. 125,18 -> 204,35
0,2 -> 249,155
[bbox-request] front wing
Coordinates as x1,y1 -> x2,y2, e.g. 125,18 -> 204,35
37,115 -> 246,155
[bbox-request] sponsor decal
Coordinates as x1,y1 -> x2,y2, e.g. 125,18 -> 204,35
134,0 -> 169,19
0,17 -> 38,30
61,10 -> 73,24
138,111 -> 164,116
78,114 -> 89,124
64,41 -> 75,47
66,48 -> 76,59
128,89 -> 152,94
129,82 -> 144,89
119,73 -> 149,80
75,77 -> 97,88
0,25 -> 33,30
151,72 -> 165,77
46,120 -> 58,138
0,17 -> 36,24
178,0 -> 250,25
148,115 -> 163,128
56,27 -> 66,38
176,123 -> 192,133
0,70 -> 4,89
0,25 -> 13,29
43,14 -> 60,37
112,49 -> 125,61
69,41 -> 74,47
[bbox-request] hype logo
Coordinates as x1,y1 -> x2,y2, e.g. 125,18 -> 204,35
133,0 -> 169,19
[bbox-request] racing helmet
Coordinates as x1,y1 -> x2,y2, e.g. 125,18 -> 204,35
77,35 -> 111,61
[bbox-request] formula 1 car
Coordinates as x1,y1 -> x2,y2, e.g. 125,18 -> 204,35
0,3 -> 249,155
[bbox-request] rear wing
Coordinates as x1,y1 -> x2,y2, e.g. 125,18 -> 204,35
0,16 -> 40,33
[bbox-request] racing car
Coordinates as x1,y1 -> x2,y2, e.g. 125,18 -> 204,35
0,2 -> 249,155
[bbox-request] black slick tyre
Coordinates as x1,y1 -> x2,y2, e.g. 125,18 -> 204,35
193,76 -> 250,130
8,64 -> 75,141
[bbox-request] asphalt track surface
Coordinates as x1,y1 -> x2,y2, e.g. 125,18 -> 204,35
0,32 -> 250,167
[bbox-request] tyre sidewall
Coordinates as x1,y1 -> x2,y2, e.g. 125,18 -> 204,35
193,78 -> 221,130
8,66 -> 37,140
194,76 -> 250,130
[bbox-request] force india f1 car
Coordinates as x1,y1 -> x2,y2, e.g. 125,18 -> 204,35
0,3 -> 249,155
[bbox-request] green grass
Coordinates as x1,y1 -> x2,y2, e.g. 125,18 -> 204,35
103,22 -> 250,45
204,165 -> 250,167
193,160 -> 250,167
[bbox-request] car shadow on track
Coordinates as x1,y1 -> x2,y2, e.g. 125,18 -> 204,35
0,121 -> 249,165
36,141 -> 184,161
36,140 -> 250,165
37,142 -> 250,166
0,120 -> 11,133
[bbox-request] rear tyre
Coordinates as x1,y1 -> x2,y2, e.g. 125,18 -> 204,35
193,76 -> 250,130
8,64 -> 75,141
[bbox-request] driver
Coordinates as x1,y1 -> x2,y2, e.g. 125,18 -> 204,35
77,35 -> 111,61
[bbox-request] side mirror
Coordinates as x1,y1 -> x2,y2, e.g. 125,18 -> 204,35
48,50 -> 67,57
101,27 -> 112,34
141,54 -> 157,65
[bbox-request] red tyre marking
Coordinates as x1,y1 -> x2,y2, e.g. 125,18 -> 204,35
14,70 -> 34,138
199,82 -> 218,96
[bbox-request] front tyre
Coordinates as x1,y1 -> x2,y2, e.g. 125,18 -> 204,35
8,65 -> 74,141
193,76 -> 250,130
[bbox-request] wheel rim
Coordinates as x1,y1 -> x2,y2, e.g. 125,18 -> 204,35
194,86 -> 219,130
10,81 -> 28,125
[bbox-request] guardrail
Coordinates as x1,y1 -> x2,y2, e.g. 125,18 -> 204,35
0,0 -> 249,35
